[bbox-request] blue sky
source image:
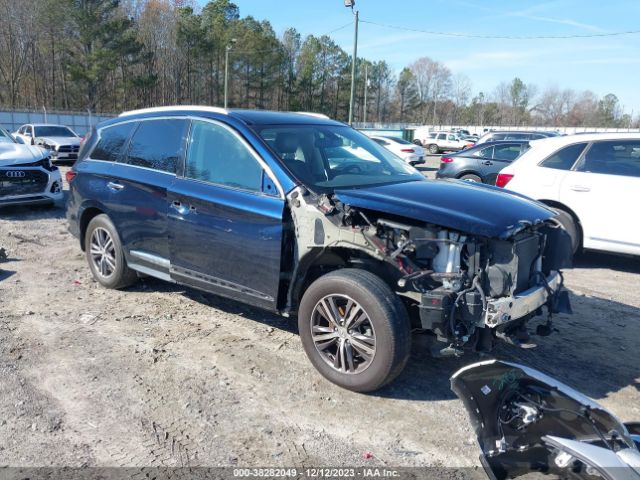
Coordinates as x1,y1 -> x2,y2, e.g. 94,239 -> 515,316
200,0 -> 640,112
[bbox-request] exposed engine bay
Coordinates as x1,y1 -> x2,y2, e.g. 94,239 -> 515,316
286,186 -> 573,355
452,361 -> 640,480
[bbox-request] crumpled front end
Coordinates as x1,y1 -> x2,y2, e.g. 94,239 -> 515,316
286,184 -> 573,356
365,214 -> 572,355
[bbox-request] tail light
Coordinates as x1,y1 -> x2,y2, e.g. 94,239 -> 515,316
65,170 -> 77,183
441,157 -> 454,163
400,148 -> 415,153
495,173 -> 514,187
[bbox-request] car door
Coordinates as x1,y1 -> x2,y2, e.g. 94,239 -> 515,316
559,139 -> 640,255
447,133 -> 459,150
106,118 -> 189,277
481,143 -> 523,185
519,141 -> 589,201
168,118 -> 285,311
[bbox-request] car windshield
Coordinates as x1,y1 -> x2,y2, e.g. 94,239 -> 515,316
0,126 -> 16,144
255,125 -> 424,192
34,126 -> 76,137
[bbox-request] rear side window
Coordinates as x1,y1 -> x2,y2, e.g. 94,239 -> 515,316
476,146 -> 494,158
539,143 -> 587,170
91,122 -> 137,162
578,140 -> 640,178
185,120 -> 263,192
124,119 -> 188,173
493,144 -> 522,161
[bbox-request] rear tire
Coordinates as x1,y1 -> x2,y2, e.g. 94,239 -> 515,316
428,144 -> 439,154
459,173 -> 482,183
84,214 -> 137,289
298,269 -> 411,392
553,209 -> 581,255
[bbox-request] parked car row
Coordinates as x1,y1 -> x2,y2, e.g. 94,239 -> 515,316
436,132 -> 640,257
369,135 -> 426,165
414,130 -> 474,153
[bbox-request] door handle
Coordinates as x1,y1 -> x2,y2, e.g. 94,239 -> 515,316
170,200 -> 190,215
570,185 -> 591,192
482,160 -> 493,165
107,181 -> 124,191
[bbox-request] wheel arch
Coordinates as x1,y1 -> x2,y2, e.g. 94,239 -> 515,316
78,204 -> 107,251
538,199 -> 583,243
283,247 -> 396,314
455,170 -> 485,182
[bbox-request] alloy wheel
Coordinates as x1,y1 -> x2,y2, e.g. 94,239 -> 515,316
89,227 -> 117,278
310,294 -> 376,374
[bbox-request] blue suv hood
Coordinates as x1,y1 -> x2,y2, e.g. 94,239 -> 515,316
334,179 -> 556,238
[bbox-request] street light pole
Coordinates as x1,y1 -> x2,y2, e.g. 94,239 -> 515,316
224,39 -> 236,109
346,1 -> 359,125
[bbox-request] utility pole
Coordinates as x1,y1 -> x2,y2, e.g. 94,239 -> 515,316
224,39 -> 236,109
345,1 -> 359,125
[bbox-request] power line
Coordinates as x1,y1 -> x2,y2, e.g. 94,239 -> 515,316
360,19 -> 640,40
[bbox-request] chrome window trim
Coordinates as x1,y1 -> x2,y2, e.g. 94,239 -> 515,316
88,115 -> 284,199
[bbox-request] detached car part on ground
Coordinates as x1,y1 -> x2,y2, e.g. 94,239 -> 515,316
452,361 -> 640,480
0,125 -> 63,208
67,107 -> 572,392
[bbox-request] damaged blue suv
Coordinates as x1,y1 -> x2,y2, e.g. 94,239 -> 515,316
66,107 -> 572,392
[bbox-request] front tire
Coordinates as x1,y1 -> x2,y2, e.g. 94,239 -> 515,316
553,209 -> 581,255
298,269 -> 411,392
428,144 -> 439,154
84,214 -> 137,289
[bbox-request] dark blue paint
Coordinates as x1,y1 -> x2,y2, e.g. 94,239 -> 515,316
106,163 -> 175,266
335,179 -> 556,238
168,178 -> 284,309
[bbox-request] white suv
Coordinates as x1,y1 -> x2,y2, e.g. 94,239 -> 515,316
496,133 -> 640,256
419,132 -> 474,154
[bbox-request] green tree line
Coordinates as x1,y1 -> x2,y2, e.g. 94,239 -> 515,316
0,0 -> 634,128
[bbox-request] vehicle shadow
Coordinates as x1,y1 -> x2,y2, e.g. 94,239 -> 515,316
375,289 -> 640,402
129,277 -> 298,335
129,278 -> 639,403
0,269 -> 16,282
0,198 -> 67,221
574,250 -> 640,274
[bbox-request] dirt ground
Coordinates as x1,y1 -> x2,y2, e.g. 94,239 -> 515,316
0,160 -> 638,473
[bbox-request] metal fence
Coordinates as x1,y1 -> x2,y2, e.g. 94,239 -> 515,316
0,109 -> 116,136
355,123 -> 640,136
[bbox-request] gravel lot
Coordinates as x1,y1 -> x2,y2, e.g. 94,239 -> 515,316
0,157 -> 638,472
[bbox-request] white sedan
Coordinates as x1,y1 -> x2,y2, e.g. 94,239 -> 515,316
495,133 -> 640,256
370,135 -> 426,165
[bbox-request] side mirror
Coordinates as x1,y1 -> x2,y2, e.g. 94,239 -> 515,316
13,135 -> 24,144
